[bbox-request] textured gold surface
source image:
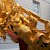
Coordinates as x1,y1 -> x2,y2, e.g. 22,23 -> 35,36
0,0 -> 50,50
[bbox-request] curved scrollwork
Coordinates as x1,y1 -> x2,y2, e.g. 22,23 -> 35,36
0,0 -> 50,50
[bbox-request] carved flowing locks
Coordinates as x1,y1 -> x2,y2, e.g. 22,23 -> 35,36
0,0 -> 50,50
